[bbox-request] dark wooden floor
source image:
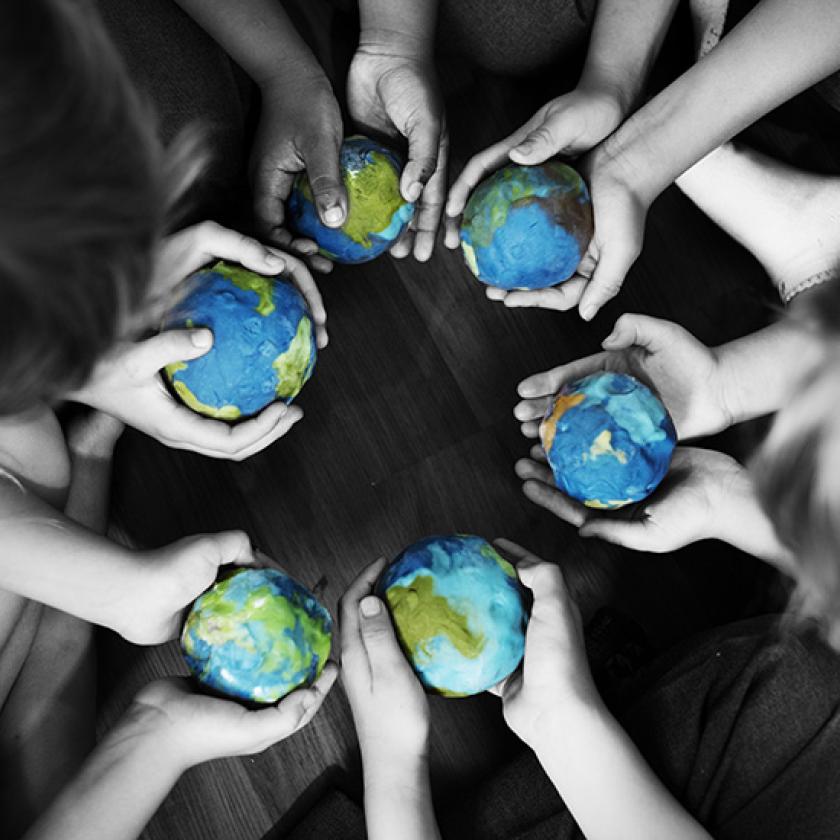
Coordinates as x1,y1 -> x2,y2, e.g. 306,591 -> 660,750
97,6 -> 802,840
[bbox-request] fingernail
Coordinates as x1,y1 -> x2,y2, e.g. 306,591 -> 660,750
265,253 -> 285,269
602,332 -> 617,346
323,206 -> 344,226
191,329 -> 212,348
581,305 -> 596,321
405,182 -> 422,202
359,596 -> 381,617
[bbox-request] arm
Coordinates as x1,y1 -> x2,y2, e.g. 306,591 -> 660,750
24,672 -> 337,840
172,1 -> 345,242
340,559 -> 442,840
494,541 -> 711,840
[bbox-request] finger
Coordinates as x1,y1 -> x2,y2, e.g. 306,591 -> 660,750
578,517 -> 651,551
192,223 -> 288,278
205,529 -> 254,568
253,167 -> 296,239
521,421 -> 540,438
578,242 -> 641,321
277,252 -> 328,346
502,278 -> 587,312
357,595 -> 408,680
303,138 -> 348,228
492,537 -> 541,565
515,561 -> 566,608
517,352 -> 608,399
529,444 -> 548,464
141,329 -> 213,374
513,396 -> 552,423
412,126 -> 449,261
221,405 -> 305,462
602,312 -> 680,353
509,112 -> 573,165
400,112 -> 443,202
339,557 -> 389,654
515,457 -> 554,486
485,287 -> 508,301
389,226 -> 414,259
443,211 -> 462,250
521,478 -> 590,528
287,661 -> 340,731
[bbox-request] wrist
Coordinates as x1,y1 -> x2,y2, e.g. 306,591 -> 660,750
358,28 -> 434,61
530,693 -> 611,760
256,56 -> 332,96
362,745 -> 431,798
577,64 -> 637,121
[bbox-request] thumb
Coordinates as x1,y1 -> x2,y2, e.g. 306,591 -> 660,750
509,117 -> 571,165
400,114 -> 442,203
578,240 -> 640,321
203,529 -> 255,568
303,139 -> 347,229
602,313 -> 676,352
358,596 -> 408,678
144,328 -> 213,373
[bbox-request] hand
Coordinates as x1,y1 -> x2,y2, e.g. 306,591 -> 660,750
127,669 -> 337,771
347,38 -> 447,262
251,71 -> 344,273
444,85 -> 624,252
491,540 -> 598,749
514,314 -> 731,441
339,557 -> 430,761
515,446 -> 745,553
115,530 -> 257,645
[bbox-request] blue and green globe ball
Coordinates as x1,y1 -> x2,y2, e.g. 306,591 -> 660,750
181,567 -> 333,704
539,372 -> 677,510
376,535 -> 528,697
460,161 -> 593,290
162,261 -> 316,420
287,135 -> 415,264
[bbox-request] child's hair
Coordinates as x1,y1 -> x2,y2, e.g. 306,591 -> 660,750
752,282 -> 840,645
0,0 -> 201,414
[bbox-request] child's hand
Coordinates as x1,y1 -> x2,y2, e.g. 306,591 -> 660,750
515,314 -> 731,441
251,71 -> 345,273
340,558 -> 430,761
444,86 -> 624,252
490,540 -> 599,749
515,446 -> 746,554
150,222 -> 328,347
116,530 -> 256,644
68,333 -> 303,461
128,669 -> 338,770
347,39 -> 447,263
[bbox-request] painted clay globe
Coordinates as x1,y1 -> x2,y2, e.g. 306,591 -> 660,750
181,567 -> 333,704
376,534 -> 528,697
162,261 -> 316,420
539,371 -> 676,509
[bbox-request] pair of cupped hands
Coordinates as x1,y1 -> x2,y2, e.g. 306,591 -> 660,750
108,533 -> 592,779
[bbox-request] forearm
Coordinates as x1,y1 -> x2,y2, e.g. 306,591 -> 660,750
0,481 -> 134,631
173,0 -> 325,87
362,750 -> 441,840
579,0 -> 680,113
358,0 -> 438,57
536,700 -> 711,840
604,0 -> 840,199
24,710 -> 182,840
716,319 -> 825,426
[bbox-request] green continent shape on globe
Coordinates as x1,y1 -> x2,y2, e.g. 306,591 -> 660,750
386,574 -> 486,664
477,541 -> 518,579
164,361 -> 242,420
214,261 -> 276,316
185,582 -> 330,683
299,152 -> 405,248
273,316 -> 313,399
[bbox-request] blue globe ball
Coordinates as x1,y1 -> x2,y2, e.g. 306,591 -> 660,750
162,261 -> 316,420
460,161 -> 593,290
287,135 -> 415,264
540,372 -> 676,509
376,535 -> 528,697
181,567 -> 333,704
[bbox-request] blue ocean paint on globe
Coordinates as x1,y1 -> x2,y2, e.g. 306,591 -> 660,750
460,161 -> 593,290
376,535 -> 528,697
162,261 -> 316,420
181,568 -> 333,704
540,372 -> 676,509
287,135 -> 415,264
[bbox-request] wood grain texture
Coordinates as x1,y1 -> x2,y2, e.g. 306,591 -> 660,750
97,6 -> 791,839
